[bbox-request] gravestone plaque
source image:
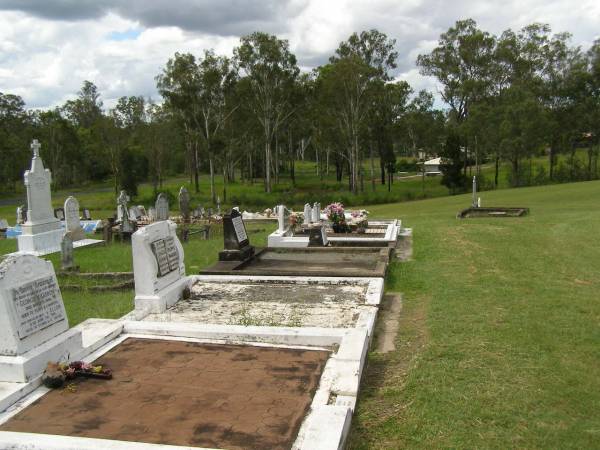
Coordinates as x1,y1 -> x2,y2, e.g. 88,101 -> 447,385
219,209 -> 254,261
155,193 -> 169,221
151,239 -> 171,277
0,254 -> 69,356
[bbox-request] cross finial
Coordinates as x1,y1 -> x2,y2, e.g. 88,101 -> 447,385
31,139 -> 41,158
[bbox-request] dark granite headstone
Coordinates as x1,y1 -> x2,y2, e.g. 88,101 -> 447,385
308,225 -> 329,247
219,209 -> 255,261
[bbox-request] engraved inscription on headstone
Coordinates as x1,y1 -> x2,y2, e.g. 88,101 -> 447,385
151,239 -> 171,277
232,216 -> 248,243
164,236 -> 180,271
12,276 -> 63,340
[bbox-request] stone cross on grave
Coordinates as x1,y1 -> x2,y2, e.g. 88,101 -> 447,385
31,139 -> 41,158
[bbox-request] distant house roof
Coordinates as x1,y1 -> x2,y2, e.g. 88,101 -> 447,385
424,157 -> 442,166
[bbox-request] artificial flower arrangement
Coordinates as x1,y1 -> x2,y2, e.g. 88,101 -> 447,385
289,212 -> 302,232
324,202 -> 350,233
348,209 -> 369,233
42,361 -> 113,389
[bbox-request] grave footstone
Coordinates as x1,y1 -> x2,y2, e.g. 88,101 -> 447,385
155,193 -> 169,221
0,253 -> 83,381
64,196 -> 85,241
132,220 -> 186,313
60,234 -> 77,271
179,187 -> 190,223
17,140 -> 63,254
219,209 -> 255,261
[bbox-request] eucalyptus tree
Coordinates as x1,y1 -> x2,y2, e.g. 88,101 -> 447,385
322,29 -> 399,193
234,32 -> 299,193
0,92 -> 31,190
156,53 -> 202,192
196,50 -> 238,203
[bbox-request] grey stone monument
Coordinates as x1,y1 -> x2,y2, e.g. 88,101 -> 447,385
155,193 -> 169,221
472,176 -> 478,208
303,203 -> 311,225
60,233 -> 77,271
179,187 -> 190,223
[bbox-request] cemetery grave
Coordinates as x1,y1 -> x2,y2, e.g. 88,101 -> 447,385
456,176 -> 530,218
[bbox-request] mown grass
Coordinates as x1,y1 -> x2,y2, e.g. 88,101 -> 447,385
348,180 -> 600,449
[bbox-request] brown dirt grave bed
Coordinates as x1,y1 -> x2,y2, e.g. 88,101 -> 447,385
0,338 -> 330,450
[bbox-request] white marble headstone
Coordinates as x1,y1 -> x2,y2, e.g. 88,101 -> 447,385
132,220 -> 186,313
64,196 -> 85,241
0,254 -> 69,356
303,203 -> 311,225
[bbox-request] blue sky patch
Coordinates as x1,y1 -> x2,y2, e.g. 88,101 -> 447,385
108,28 -> 142,41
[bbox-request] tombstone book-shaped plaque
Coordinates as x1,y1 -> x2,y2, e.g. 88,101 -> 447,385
132,220 -> 186,313
219,209 -> 254,261
0,254 -> 70,356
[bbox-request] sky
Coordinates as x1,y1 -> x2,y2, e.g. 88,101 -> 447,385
0,0 -> 598,110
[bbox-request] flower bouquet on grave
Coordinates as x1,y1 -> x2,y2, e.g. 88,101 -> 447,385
349,210 -> 369,233
289,212 -> 302,233
324,202 -> 350,233
42,361 -> 113,389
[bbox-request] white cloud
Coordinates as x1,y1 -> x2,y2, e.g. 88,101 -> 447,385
0,0 -> 598,109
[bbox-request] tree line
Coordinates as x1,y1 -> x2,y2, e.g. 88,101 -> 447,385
1,19 -> 598,200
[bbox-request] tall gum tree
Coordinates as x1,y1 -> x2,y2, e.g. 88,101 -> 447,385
234,32 -> 299,193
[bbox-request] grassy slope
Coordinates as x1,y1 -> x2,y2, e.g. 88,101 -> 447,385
349,180 -> 600,448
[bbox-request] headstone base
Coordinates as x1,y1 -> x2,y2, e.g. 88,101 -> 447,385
17,228 -> 64,256
0,328 -> 83,383
218,245 -> 255,262
134,277 -> 190,315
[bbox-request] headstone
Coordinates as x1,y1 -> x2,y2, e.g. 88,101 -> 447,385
477,197 -> 481,208
312,202 -> 320,223
64,196 -> 85,241
17,140 -> 63,255
155,193 -> 169,221
219,209 -> 255,261
179,187 -> 190,223
120,212 -> 134,235
102,219 -> 113,244
54,208 -> 65,220
0,253 -> 83,382
137,205 -> 147,218
128,206 -> 139,221
60,234 -> 76,271
148,207 -> 157,222
472,176 -> 477,208
303,203 -> 311,225
132,220 -> 186,313
0,254 -> 71,356
0,219 -> 8,230
308,225 -> 329,247
82,208 -> 92,221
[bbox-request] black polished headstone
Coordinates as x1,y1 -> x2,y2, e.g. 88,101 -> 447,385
219,209 -> 255,261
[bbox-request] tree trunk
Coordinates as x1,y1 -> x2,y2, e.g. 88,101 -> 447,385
209,156 -> 216,204
495,156 -> 499,188
370,144 -> 375,192
193,140 -> 200,193
265,139 -> 271,193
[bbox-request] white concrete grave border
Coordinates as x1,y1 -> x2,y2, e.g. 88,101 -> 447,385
132,274 -> 383,342
0,320 -> 371,450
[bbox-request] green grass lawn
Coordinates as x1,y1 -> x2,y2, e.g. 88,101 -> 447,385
348,179 -> 600,449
